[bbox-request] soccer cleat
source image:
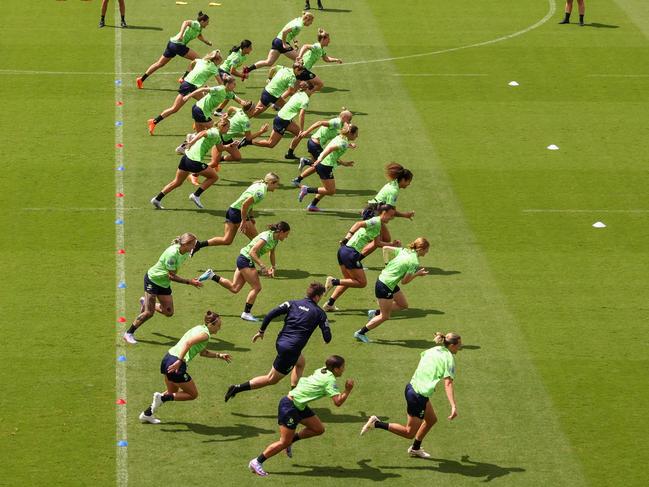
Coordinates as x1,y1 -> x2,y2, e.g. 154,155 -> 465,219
284,151 -> 299,160
324,276 -> 335,294
558,19 -> 570,24
241,312 -> 260,322
243,66 -> 251,76
285,445 -> 293,458
304,3 -> 311,10
139,411 -> 161,424
317,1 -> 324,9
224,385 -> 238,402
248,459 -> 268,477
151,392 -> 163,414
123,332 -> 137,344
323,303 -> 339,312
579,20 -> 585,26
99,19 -> 105,28
408,446 -> 432,458
307,205 -> 322,213
189,193 -> 204,209
291,177 -> 301,188
298,157 -> 311,171
367,309 -> 378,320
175,143 -> 186,155
298,186 -> 309,202
198,268 -> 215,282
147,119 -> 156,135
139,296 -> 145,313
360,415 -> 379,435
150,197 -> 164,210
136,77 -> 144,89
121,19 -> 128,28
354,331 -> 370,343
238,137 -> 252,149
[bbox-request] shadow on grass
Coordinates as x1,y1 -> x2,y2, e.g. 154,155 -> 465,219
161,421 -> 274,442
362,266 -> 461,276
274,268 -> 328,279
273,459 -> 400,480
378,455 -> 525,482
335,308 -> 444,320
106,24 -> 163,31
586,22 -> 619,28
318,8 -> 353,13
320,85 -> 351,94
231,408 -> 368,424
141,87 -> 179,93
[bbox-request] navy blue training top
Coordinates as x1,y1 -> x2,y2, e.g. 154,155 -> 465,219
260,297 -> 331,351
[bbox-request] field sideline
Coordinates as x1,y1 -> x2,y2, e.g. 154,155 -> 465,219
2,0 -> 649,485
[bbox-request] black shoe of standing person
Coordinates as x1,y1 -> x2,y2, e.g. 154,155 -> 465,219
304,2 -> 311,10
99,18 -> 105,28
559,19 -> 570,24
121,19 -> 128,28
317,1 -> 324,9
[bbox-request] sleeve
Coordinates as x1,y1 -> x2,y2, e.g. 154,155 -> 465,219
191,20 -> 201,30
164,255 -> 178,271
331,118 -> 342,129
443,356 -> 456,380
244,119 -> 251,131
319,311 -> 332,343
253,189 -> 265,203
260,301 -> 290,332
227,91 -> 235,99
368,217 -> 380,232
325,376 -> 340,397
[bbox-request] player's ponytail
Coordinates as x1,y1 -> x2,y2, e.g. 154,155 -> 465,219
172,232 -> 197,245
241,100 -> 254,113
341,124 -> 358,138
231,39 -> 252,53
433,332 -> 461,347
204,310 -> 220,324
268,221 -> 291,233
317,28 -> 329,42
197,11 -> 209,22
407,237 -> 430,253
203,49 -> 222,64
339,108 -> 353,123
322,355 -> 345,373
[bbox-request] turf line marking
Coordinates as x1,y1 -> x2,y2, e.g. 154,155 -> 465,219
392,73 -> 488,77
587,74 -> 649,78
114,11 -> 128,487
523,209 -> 649,213
21,207 -> 363,212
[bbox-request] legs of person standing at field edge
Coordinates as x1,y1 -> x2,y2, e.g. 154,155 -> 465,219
99,0 -> 127,28
559,0 -> 585,25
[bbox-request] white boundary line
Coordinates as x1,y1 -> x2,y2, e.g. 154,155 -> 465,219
392,73 -> 488,77
114,9 -> 128,487
587,74 -> 649,78
523,209 -> 649,213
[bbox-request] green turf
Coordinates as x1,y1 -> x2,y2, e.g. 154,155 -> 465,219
3,0 -> 649,485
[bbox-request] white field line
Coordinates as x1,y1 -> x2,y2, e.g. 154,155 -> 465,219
587,74 -> 649,78
392,73 -> 487,77
114,11 -> 128,487
22,207 -> 364,212
523,209 -> 649,213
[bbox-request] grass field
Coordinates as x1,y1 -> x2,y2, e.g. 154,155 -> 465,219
3,0 -> 649,485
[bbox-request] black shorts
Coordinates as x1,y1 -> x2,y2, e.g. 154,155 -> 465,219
163,41 -> 190,59
271,37 -> 294,54
375,279 -> 399,299
296,69 -> 316,81
236,254 -> 255,270
192,104 -> 211,123
260,89 -> 279,107
277,396 -> 315,430
405,383 -> 429,419
222,137 -> 234,146
315,163 -> 335,180
144,273 -> 172,295
273,345 -> 301,375
273,116 -> 291,135
161,353 -> 192,383
337,245 -> 363,269
307,139 -> 323,159
225,207 -> 242,224
178,155 -> 207,173
178,80 -> 198,96
362,203 -> 379,221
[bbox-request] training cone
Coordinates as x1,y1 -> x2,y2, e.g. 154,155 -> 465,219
547,144 -> 559,150
592,221 -> 606,228
508,81 -> 519,86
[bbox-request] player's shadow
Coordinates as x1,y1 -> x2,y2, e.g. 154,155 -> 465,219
107,24 -> 163,31
158,208 -> 226,217
308,109 -> 369,117
161,421 -> 274,442
362,266 -> 461,276
273,459 -> 400,481
336,308 -> 444,320
230,409 -> 368,424
274,268 -> 328,279
141,88 -> 180,93
303,209 -> 360,220
320,86 -> 350,94
379,455 -> 525,482
336,187 -> 376,197
586,22 -> 619,28
319,8 -> 353,13
372,338 -> 437,349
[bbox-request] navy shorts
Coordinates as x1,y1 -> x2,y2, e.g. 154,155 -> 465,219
405,383 -> 429,419
273,116 -> 291,135
236,254 -> 255,270
144,273 -> 172,296
260,89 -> 279,107
178,81 -> 198,96
178,155 -> 207,173
362,203 -> 378,221
271,37 -> 294,54
296,69 -> 316,81
337,245 -> 363,269
307,139 -> 323,159
192,105 -> 211,123
277,396 -> 315,430
222,137 -> 234,146
161,353 -> 192,383
315,163 -> 335,180
225,207 -> 242,224
163,41 -> 190,59
273,345 -> 301,375
375,279 -> 399,299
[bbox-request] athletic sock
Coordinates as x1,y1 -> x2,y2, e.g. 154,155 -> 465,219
126,325 -> 137,335
332,278 -> 340,286
296,176 -> 304,182
326,297 -> 336,306
374,309 -> 381,316
143,407 -> 153,416
154,115 -> 164,124
155,192 -> 165,201
210,274 -> 221,283
161,394 -> 174,402
244,302 -> 254,313
247,65 -> 258,72
195,240 -> 208,250
292,433 -> 301,443
375,421 -> 389,431
412,439 -> 422,450
141,73 -> 149,81
579,14 -> 584,23
257,453 -> 267,464
121,15 -> 125,22
306,187 -> 319,194
359,326 -> 369,335
310,198 -> 321,207
236,381 -> 252,392
286,148 -> 295,156
182,70 -> 190,78
100,15 -> 105,21
193,187 -> 204,197
563,12 -> 570,22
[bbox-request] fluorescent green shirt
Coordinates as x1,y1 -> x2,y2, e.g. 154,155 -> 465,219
278,91 -> 309,121
196,85 -> 235,118
240,230 -> 279,260
185,128 -> 223,161
265,66 -> 297,98
226,108 -> 251,138
147,244 -> 190,288
319,135 -> 349,168
184,59 -> 219,87
313,117 -> 342,148
347,217 -> 381,253
220,50 -> 246,73
410,346 -> 456,397
378,247 -> 419,291
291,368 -> 340,411
231,181 -> 267,211
277,17 -> 303,43
168,325 -> 210,363
302,42 -> 326,70
370,180 -> 399,206
170,20 -> 202,45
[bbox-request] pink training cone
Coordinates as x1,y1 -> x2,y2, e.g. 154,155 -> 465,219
116,398 -> 126,405
117,317 -> 127,323
116,192 -> 124,197
117,249 -> 126,254
116,101 -> 124,106
116,143 -> 124,148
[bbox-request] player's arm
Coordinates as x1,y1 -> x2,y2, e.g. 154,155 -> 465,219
340,220 -> 366,245
238,197 -> 255,233
252,301 -> 290,342
185,130 -> 207,149
444,377 -> 457,419
319,317 -> 332,343
332,379 -> 354,407
298,119 -> 326,139
183,86 -> 210,102
323,54 -> 342,64
296,43 -> 312,60
200,349 -> 232,362
168,270 -> 202,287
313,144 -> 337,166
197,34 -> 212,46
167,334 -> 208,372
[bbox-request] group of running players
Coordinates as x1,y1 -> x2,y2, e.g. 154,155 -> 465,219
123,10 -> 462,477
